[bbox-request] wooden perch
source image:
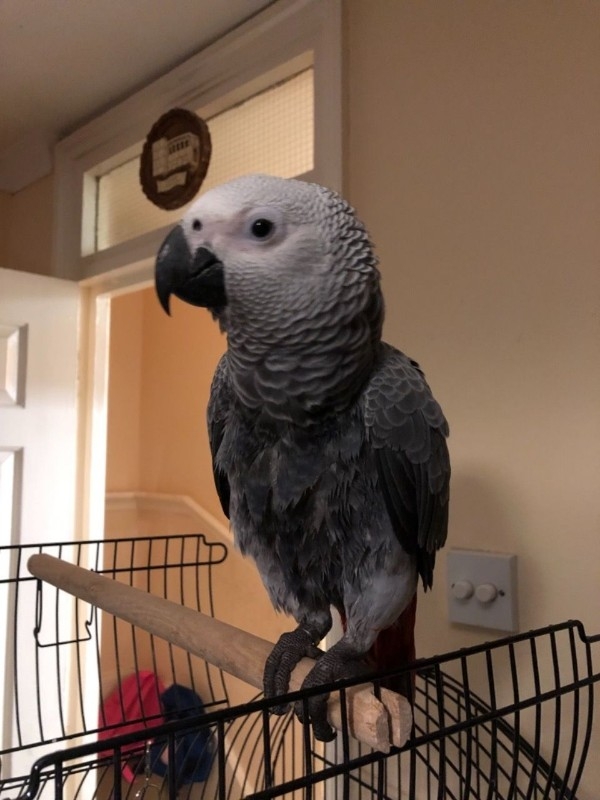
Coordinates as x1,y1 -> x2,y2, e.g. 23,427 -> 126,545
28,553 -> 412,753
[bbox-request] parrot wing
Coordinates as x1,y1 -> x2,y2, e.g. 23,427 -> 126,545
207,354 -> 232,519
362,344 -> 450,590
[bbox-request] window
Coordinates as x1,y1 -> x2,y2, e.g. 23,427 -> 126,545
95,68 -> 314,252
53,0 -> 341,282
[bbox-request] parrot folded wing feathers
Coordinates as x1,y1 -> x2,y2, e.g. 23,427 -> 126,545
362,344 -> 450,590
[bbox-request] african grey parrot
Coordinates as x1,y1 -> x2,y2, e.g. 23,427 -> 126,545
155,174 -> 450,741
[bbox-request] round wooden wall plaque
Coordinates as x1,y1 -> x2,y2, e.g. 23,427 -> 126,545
140,108 -> 211,210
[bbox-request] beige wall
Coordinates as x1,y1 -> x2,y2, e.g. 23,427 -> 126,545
0,190 -> 10,263
137,289 -> 227,519
106,291 -> 144,489
345,0 -> 600,644
0,175 -> 54,273
345,4 -> 599,794
106,289 -> 222,509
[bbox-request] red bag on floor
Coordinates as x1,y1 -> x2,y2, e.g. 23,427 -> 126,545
98,671 -> 165,783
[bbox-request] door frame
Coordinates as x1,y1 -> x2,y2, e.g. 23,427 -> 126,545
77,260 -> 154,543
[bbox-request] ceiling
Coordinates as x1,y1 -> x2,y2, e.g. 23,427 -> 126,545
0,0 -> 274,192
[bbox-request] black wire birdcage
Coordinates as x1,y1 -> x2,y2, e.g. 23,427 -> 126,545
1,536 -> 599,800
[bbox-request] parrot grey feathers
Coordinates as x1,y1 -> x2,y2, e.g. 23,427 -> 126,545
155,173 -> 450,741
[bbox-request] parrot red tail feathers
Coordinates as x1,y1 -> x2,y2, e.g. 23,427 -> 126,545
367,592 -> 417,700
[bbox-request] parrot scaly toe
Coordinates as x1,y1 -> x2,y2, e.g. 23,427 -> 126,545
294,649 -> 367,742
264,627 -> 323,715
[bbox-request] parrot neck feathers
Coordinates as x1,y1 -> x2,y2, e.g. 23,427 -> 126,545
222,285 -> 384,426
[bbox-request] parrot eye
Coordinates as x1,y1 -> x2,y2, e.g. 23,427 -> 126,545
250,218 -> 274,239
245,207 -> 284,244
192,219 -> 202,231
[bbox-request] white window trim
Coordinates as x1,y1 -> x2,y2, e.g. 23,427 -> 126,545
53,0 -> 342,283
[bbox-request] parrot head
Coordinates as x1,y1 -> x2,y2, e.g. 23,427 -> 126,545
155,173 -> 382,327
155,174 -> 385,417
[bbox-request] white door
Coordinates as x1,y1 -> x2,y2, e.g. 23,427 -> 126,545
0,267 -> 80,784
0,267 -> 80,547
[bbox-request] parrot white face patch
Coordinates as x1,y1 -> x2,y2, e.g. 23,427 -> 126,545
181,186 -> 329,283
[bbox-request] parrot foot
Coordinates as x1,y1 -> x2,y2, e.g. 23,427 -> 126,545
294,647 -> 366,742
264,627 -> 324,715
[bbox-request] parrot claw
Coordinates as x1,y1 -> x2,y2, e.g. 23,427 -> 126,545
294,648 -> 366,742
264,628 -> 323,714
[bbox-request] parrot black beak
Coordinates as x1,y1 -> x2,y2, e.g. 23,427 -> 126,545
155,225 -> 227,315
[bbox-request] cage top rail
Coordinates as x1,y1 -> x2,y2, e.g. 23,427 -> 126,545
0,533 -> 228,550
0,533 -> 228,584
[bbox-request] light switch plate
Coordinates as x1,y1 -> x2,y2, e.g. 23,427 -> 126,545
447,548 -> 518,632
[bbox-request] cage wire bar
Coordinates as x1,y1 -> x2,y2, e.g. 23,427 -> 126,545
1,537 -> 599,800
